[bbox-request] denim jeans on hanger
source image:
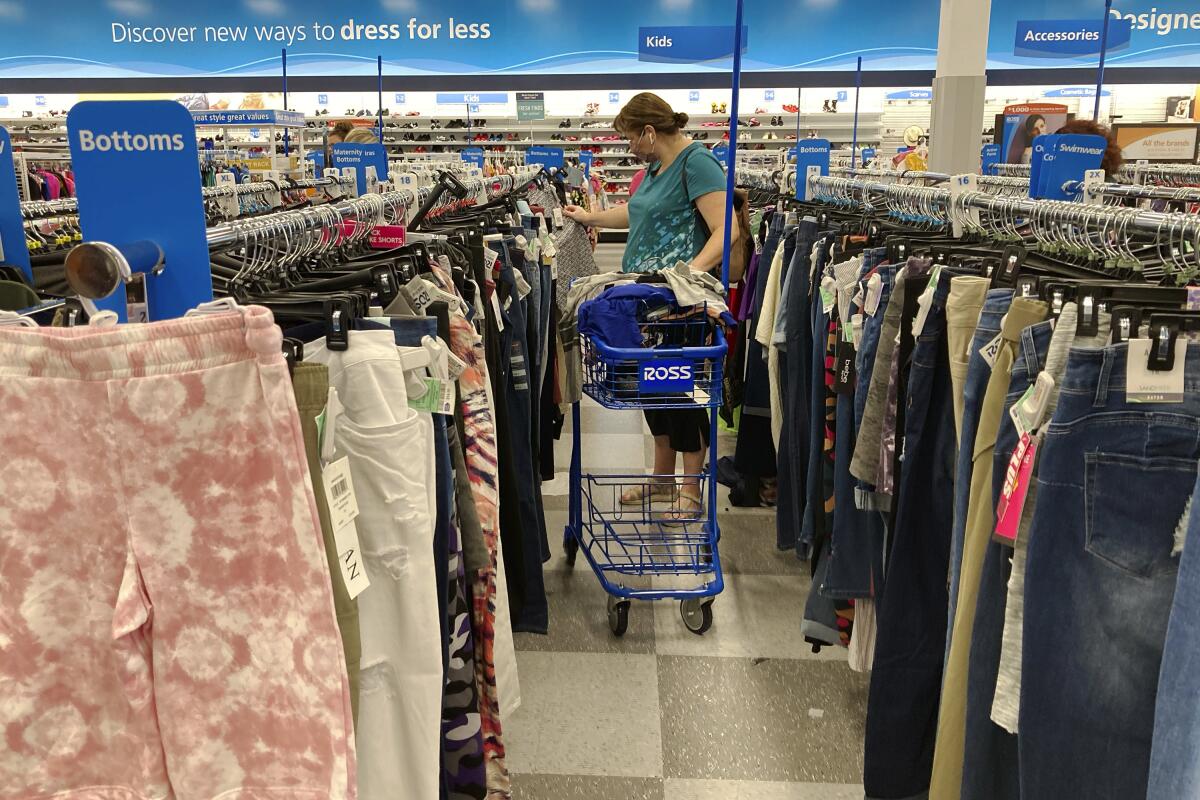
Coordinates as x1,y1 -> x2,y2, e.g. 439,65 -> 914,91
775,220 -> 817,554
1019,342 -> 1200,800
824,249 -> 888,599
735,212 -> 785,479
958,318 -> 1052,800
799,234 -> 836,558
864,266 -> 960,800
516,233 -> 551,560
494,243 -> 549,634
851,258 -> 898,523
1149,466 -> 1200,800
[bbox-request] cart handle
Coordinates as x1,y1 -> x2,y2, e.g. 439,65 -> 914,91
586,325 -> 728,361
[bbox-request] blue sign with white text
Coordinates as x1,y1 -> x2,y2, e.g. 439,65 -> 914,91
1029,134 -> 1105,200
837,91 -> 848,102
638,25 -> 748,63
794,138 -> 831,201
317,93 -> 328,105
1043,86 -> 1111,97
332,142 -> 389,195
764,90 -> 775,101
981,143 -> 1001,174
579,150 -> 594,176
0,128 -> 31,283
527,146 -> 564,169
436,93 -> 508,105
860,147 -> 876,166
191,109 -> 305,127
461,147 -> 484,168
1014,18 -> 1132,58
609,92 -> 620,103
394,93 -> 406,104
35,96 -> 45,106
689,91 -> 700,102
639,359 -> 695,393
69,101 -> 212,321
887,89 -> 933,100
712,143 -> 729,166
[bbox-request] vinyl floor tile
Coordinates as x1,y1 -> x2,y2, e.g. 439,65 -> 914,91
658,656 -> 868,783
514,567 -> 655,654
663,779 -> 863,799
512,773 -> 665,800
504,651 -> 663,778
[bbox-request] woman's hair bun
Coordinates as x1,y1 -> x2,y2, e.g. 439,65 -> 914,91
673,111 -> 690,129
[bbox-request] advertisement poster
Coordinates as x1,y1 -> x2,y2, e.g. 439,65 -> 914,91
1113,123 -> 1200,161
999,103 -> 1070,164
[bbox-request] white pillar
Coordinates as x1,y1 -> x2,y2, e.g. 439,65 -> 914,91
928,0 -> 992,175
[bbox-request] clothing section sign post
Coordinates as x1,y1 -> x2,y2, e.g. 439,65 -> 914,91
331,142 -> 388,195
68,100 -> 212,321
794,138 -> 831,201
461,147 -> 485,168
516,92 -> 545,122
527,146 -> 564,169
0,128 -> 32,283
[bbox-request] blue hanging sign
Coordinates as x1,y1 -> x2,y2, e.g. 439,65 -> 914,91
886,89 -> 933,100
1043,87 -> 1112,98
609,92 -> 620,104
34,96 -> 45,106
468,104 -> 480,114
332,142 -> 389,195
317,93 -> 328,105
712,143 -> 729,165
461,147 -> 485,168
981,143 -> 1001,174
689,90 -> 700,102
306,150 -> 325,172
794,138 -> 831,201
837,90 -> 848,102
191,109 -> 305,127
0,97 -> 8,108
1013,18 -> 1131,58
527,145 -> 564,169
638,25 -> 749,63
0,128 -> 32,283
764,89 -> 775,102
68,100 -> 211,321
579,150 -> 594,176
394,93 -> 406,104
860,147 -> 877,166
1029,134 -> 1106,200
639,359 -> 695,393
435,92 -> 508,105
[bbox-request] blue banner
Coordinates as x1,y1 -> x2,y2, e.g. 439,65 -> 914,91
527,146 -> 564,169
69,101 -> 211,321
1014,18 -> 1132,58
638,25 -> 748,63
0,128 -> 31,283
191,109 -> 304,127
1043,86 -> 1112,97
332,142 -> 389,195
887,89 -> 933,100
435,93 -> 508,105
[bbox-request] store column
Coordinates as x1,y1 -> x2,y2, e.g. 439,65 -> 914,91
928,0 -> 991,175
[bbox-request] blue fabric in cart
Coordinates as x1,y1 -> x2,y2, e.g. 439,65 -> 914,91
578,283 -> 735,348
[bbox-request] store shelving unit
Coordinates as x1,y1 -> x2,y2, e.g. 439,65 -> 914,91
192,110 -> 308,177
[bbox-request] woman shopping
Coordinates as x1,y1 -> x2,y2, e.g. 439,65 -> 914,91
563,91 -> 736,519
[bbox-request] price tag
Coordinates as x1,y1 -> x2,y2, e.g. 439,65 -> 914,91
979,332 -> 1003,369
513,269 -> 533,300
1009,372 -> 1055,438
864,273 -> 883,316
819,276 -> 837,315
994,432 -> 1040,545
553,207 -> 565,228
408,377 -> 455,415
321,456 -> 360,532
489,289 -> 505,331
402,276 -> 436,314
332,518 -> 370,599
1126,338 -> 1186,403
483,248 -> 499,272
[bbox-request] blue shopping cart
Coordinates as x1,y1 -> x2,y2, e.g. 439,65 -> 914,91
562,311 -> 727,636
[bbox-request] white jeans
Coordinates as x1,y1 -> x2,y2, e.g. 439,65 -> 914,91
308,331 -> 441,800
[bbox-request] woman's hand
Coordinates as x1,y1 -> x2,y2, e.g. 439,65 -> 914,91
563,204 -> 593,226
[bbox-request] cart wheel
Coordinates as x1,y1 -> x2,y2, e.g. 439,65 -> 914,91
607,596 -> 631,637
680,598 -> 714,635
563,534 -> 578,569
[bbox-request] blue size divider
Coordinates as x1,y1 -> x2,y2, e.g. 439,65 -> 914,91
981,143 -> 1001,174
68,100 -> 211,321
332,142 -> 389,195
0,127 -> 32,283
527,146 -> 565,169
1029,134 -> 1106,200
861,147 -> 877,167
794,138 -> 831,201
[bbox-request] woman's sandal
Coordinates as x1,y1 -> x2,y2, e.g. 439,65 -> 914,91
659,490 -> 703,524
620,481 -> 679,505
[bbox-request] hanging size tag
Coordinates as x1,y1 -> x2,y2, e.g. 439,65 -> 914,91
850,312 -> 864,346
979,332 -> 1003,369
513,269 -> 533,300
553,208 -> 565,228
408,376 -> 455,415
319,387 -> 342,464
819,276 -> 837,315
994,432 -> 1040,545
322,456 -> 360,532
1009,372 -> 1055,438
402,276 -> 436,315
483,248 -> 499,272
489,290 -> 505,331
445,349 -> 468,380
1127,338 -> 1187,403
332,518 -> 370,600
864,273 -> 883,316
912,265 -> 941,338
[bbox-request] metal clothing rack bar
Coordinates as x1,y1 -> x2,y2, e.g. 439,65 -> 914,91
19,176 -> 355,215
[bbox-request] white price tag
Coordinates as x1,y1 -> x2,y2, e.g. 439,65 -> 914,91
483,248 -> 499,271
864,273 -> 883,317
553,208 -> 565,228
1126,338 -> 1186,403
489,289 -> 505,331
403,276 -> 436,314
322,457 -> 360,532
332,519 -> 370,600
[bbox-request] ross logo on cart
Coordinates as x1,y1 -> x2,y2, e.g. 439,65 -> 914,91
639,360 -> 695,393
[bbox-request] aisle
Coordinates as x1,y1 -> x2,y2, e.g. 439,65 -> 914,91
503,245 -> 869,799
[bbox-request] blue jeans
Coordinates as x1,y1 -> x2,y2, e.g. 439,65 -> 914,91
960,319 -> 1051,800
798,236 -> 834,556
864,268 -> 958,800
947,290 -> 1012,638
735,213 -> 785,478
1149,466 -> 1200,800
1019,342 -> 1200,799
775,221 -> 817,553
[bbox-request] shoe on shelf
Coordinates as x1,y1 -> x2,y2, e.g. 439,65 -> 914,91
719,102 -> 727,113
711,101 -> 719,114
559,118 -> 571,128
754,107 -> 767,114
830,100 -> 838,113
782,103 -> 798,114
406,111 -> 421,116
748,117 -> 760,126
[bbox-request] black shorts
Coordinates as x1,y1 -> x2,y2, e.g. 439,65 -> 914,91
644,408 -> 710,454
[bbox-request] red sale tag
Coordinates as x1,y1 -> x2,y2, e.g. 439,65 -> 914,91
338,223 -> 406,249
994,432 -> 1040,545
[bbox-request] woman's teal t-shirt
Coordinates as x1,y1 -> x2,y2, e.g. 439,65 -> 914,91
622,142 -> 726,273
